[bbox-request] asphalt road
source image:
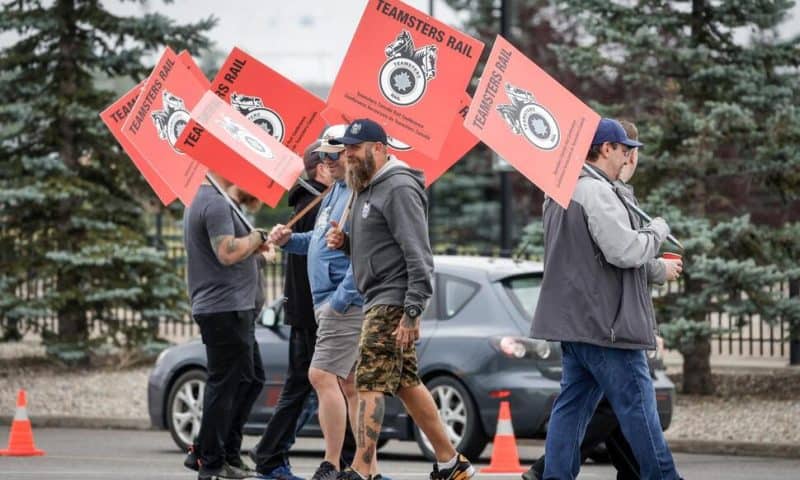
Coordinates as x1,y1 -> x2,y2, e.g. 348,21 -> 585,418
1,428 -> 799,479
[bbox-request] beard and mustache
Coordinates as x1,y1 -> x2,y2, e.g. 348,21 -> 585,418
345,149 -> 377,192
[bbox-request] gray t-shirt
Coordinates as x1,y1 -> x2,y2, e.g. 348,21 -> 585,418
183,184 -> 258,315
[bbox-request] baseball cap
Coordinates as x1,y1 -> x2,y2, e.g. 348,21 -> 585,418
303,140 -> 324,175
329,118 -> 387,145
313,124 -> 347,154
591,118 -> 644,148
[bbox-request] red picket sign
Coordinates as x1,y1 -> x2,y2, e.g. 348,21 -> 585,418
100,82 -> 177,205
464,35 -> 600,208
327,0 -> 483,159
322,93 -> 478,187
176,91 -> 304,208
121,47 -> 209,205
211,47 -> 328,156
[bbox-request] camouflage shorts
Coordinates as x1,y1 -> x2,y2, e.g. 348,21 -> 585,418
356,304 -> 421,395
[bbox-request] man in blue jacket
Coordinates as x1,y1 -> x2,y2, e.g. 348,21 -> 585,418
531,118 -> 682,480
269,134 -> 382,480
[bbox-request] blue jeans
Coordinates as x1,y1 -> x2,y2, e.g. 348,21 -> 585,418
543,342 -> 680,480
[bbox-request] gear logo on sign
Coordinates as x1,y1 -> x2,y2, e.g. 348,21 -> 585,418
497,82 -> 560,151
216,115 -> 274,160
230,93 -> 285,142
151,90 -> 191,154
379,30 -> 438,107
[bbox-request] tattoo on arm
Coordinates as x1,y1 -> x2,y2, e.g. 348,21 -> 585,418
225,237 -> 237,254
210,235 -> 225,254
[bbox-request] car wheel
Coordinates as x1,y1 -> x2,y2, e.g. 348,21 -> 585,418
413,376 -> 487,462
166,369 -> 207,451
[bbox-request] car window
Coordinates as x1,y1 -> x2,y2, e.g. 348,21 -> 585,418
502,274 -> 542,321
442,275 -> 479,319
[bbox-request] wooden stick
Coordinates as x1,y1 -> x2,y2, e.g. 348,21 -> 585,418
286,184 -> 332,228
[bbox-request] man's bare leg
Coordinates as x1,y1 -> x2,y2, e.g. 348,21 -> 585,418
396,384 -> 456,462
340,375 -> 380,476
348,391 -> 385,476
309,367 -> 348,467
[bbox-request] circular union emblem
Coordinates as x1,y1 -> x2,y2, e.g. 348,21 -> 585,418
246,108 -> 285,142
519,103 -> 560,151
379,57 -> 426,106
386,135 -> 412,152
166,109 -> 190,155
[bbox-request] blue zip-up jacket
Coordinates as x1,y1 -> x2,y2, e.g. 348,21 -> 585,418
283,180 -> 363,313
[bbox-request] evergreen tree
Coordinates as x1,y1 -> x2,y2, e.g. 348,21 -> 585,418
0,0 -> 215,361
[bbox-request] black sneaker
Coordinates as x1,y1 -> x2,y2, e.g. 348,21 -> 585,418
430,454 -> 475,480
185,444 -> 200,471
337,467 -> 370,480
311,461 -> 339,480
521,465 -> 542,480
372,475 -> 392,480
199,462 -> 253,479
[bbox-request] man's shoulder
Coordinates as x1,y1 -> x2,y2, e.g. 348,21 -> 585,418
573,175 -> 617,209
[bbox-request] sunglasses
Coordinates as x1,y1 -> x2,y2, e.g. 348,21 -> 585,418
317,151 -> 341,161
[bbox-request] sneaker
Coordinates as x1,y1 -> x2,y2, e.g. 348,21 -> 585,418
430,454 -> 475,480
227,456 -> 255,474
185,444 -> 200,471
372,474 -> 392,480
521,465 -> 541,480
311,461 -> 339,480
198,462 -> 251,480
255,464 -> 305,480
337,467 -> 370,480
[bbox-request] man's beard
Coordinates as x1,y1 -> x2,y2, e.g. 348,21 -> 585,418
346,150 -> 377,192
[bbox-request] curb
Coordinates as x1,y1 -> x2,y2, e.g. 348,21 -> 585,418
0,415 -> 152,431
666,439 -> 800,459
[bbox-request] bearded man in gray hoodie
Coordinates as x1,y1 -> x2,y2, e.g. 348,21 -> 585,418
325,119 -> 474,480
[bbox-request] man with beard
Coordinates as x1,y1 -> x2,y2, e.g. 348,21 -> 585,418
266,135 -> 383,480
183,174 -> 270,480
325,119 -> 475,480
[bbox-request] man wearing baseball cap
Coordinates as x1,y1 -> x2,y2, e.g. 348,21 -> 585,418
530,118 -> 682,479
325,118 -> 475,480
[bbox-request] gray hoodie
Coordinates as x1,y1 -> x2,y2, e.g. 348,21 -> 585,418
347,157 -> 433,312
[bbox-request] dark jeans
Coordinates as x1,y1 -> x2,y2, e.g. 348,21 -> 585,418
533,398 -> 639,479
544,342 -> 679,480
194,310 -> 265,470
253,326 -> 317,472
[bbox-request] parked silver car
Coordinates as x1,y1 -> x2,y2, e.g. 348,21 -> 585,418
147,256 -> 675,460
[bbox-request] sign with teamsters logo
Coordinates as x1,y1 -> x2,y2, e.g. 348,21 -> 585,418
121,47 -> 209,206
321,93 -> 479,187
211,47 -> 327,156
100,81 -> 178,205
176,92 -> 304,208
464,35 -> 600,209
327,0 -> 483,159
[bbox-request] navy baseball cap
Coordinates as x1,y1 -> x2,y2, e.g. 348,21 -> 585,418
591,118 -> 644,148
329,118 -> 388,145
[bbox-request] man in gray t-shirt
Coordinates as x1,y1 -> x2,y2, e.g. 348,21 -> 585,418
182,175 -> 269,480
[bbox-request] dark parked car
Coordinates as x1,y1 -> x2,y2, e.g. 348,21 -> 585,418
148,256 -> 674,460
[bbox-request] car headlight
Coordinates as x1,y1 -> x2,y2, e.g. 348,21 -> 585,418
491,336 -> 551,360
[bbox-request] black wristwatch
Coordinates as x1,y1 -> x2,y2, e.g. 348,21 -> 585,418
257,230 -> 268,244
404,305 -> 422,319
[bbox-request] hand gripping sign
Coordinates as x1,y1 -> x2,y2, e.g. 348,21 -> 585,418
321,93 -> 478,187
121,47 -> 210,206
464,35 -> 600,209
211,47 -> 328,156
327,0 -> 483,160
100,81 -> 178,205
176,91 -> 305,208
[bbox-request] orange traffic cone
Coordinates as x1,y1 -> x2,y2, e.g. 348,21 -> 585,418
0,389 -> 45,456
480,400 -> 525,473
